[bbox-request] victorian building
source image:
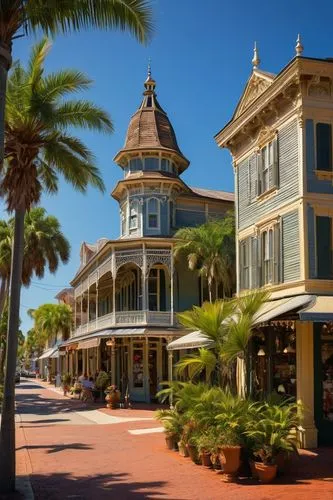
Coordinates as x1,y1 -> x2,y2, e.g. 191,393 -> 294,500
58,70 -> 233,403
215,38 -> 333,447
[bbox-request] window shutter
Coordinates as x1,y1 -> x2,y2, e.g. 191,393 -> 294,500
258,232 -> 263,287
251,237 -> 258,289
239,242 -> 245,290
273,224 -> 280,284
257,152 -> 263,196
273,136 -> 279,188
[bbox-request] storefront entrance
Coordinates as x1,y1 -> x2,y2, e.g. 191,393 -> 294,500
314,322 -> 333,445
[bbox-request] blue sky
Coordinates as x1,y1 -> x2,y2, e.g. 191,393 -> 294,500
6,0 -> 333,333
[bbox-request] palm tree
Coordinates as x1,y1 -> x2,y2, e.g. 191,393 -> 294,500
0,39 -> 113,492
0,207 -> 70,318
175,290 -> 269,393
30,302 -> 73,347
174,212 -> 235,303
0,0 -> 153,166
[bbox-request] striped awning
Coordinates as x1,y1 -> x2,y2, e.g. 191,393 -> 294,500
38,346 -> 58,360
77,338 -> 101,350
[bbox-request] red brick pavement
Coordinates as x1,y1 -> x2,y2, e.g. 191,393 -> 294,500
15,381 -> 333,500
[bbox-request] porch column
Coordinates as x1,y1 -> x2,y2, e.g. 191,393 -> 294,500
170,247 -> 174,326
75,350 -> 78,376
97,345 -> 100,372
80,292 -> 83,329
74,297 -> 77,331
168,350 -> 174,409
96,282 -> 99,329
111,338 -> 116,385
142,243 -> 147,321
87,278 -> 90,327
296,321 -> 318,448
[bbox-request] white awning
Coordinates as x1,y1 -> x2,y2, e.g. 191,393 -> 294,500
299,296 -> 333,322
253,294 -> 314,325
167,330 -> 214,351
167,295 -> 315,352
38,346 -> 58,360
77,337 -> 101,350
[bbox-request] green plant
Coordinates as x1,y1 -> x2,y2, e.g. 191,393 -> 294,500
195,427 -> 220,456
61,373 -> 71,386
95,371 -> 110,391
245,400 -> 302,465
155,409 -> 185,440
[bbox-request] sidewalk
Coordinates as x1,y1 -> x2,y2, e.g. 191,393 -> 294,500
14,380 -> 333,500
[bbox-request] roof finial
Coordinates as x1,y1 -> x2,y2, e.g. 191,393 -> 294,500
295,34 -> 303,56
252,41 -> 260,70
147,57 -> 151,78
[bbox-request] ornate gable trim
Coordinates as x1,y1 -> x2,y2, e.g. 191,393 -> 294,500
234,70 -> 275,119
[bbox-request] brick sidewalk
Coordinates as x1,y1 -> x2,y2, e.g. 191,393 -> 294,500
14,381 -> 333,500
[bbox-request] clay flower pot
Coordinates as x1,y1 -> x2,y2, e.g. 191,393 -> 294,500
219,446 -> 241,481
178,441 -> 189,457
165,435 -> 177,450
63,385 -> 69,396
249,459 -> 259,479
254,462 -> 277,483
201,451 -> 212,467
105,390 -> 120,409
187,444 -> 200,464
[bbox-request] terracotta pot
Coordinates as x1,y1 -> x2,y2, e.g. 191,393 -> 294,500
63,385 -> 69,396
105,391 -> 120,409
254,462 -> 278,483
178,442 -> 189,457
219,446 -> 241,480
165,435 -> 177,450
249,459 -> 258,479
201,451 -> 212,467
275,451 -> 292,475
187,444 -> 199,464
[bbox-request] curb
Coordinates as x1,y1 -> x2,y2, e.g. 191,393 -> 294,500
15,413 -> 34,500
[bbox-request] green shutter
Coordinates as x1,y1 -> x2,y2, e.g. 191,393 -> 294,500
316,216 -> 332,278
257,153 -> 263,195
239,242 -> 245,290
273,224 -> 280,284
251,237 -> 258,289
273,136 -> 279,188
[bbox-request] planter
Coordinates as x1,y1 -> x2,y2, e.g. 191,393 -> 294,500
218,446 -> 241,481
249,459 -> 258,479
105,391 -> 120,409
254,462 -> 278,484
178,441 -> 189,457
187,444 -> 200,464
165,435 -> 177,450
275,451 -> 292,476
201,451 -> 212,468
63,385 -> 70,396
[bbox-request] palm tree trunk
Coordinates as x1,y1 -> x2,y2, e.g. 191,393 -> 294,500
0,277 -> 8,317
0,208 -> 25,494
0,43 -> 12,166
208,279 -> 213,303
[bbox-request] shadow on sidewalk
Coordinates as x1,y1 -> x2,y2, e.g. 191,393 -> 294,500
30,472 -> 167,499
16,442 -> 93,454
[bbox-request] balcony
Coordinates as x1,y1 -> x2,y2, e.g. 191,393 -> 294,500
72,310 -> 173,337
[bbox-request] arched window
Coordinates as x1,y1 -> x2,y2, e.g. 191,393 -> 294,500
129,201 -> 138,230
147,197 -> 160,229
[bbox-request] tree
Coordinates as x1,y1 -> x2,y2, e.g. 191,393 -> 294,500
0,39 -> 113,493
29,303 -> 73,347
174,212 -> 235,303
176,290 -> 269,393
0,207 -> 70,318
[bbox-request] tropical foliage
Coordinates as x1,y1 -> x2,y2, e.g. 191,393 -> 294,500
174,212 -> 235,301
29,303 -> 73,347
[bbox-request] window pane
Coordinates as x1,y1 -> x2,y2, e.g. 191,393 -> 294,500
316,216 -> 332,278
316,123 -> 332,172
148,214 -> 158,228
130,158 -> 143,171
145,157 -> 159,170
161,158 -> 170,171
148,198 -> 158,212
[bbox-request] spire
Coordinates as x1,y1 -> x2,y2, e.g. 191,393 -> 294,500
144,58 -> 156,91
147,57 -> 151,78
295,34 -> 303,57
252,41 -> 260,70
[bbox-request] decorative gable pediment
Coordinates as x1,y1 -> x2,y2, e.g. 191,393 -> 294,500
234,70 -> 275,119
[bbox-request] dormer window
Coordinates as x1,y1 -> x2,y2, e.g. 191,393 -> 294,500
147,198 -> 160,229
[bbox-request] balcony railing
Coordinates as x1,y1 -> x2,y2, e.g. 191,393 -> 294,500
72,310 -> 173,337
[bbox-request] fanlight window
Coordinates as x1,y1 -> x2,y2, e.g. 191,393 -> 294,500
147,198 -> 160,229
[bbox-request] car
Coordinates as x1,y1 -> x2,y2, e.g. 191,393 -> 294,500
15,372 -> 20,384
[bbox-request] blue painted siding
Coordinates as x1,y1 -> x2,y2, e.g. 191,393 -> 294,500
176,261 -> 200,311
281,210 -> 300,282
306,119 -> 333,195
142,195 -> 170,236
237,119 -> 299,230
307,204 -> 316,278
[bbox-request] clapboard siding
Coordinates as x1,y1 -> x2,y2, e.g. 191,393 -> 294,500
175,209 -> 205,227
306,119 -> 333,195
237,119 -> 299,230
307,204 -> 316,278
282,210 -> 300,282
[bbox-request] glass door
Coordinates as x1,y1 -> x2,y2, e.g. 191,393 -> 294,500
130,342 -> 145,401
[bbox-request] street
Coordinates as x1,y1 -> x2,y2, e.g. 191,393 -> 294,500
10,380 -> 333,499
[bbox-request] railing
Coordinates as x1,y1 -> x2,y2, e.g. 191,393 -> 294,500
72,310 -> 174,337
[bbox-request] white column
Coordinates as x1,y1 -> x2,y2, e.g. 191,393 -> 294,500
87,279 -> 90,326
170,247 -> 174,326
96,282 -> 99,329
168,350 -> 174,409
80,292 -> 83,328
142,243 -> 147,322
111,338 -> 116,385
74,297 -> 77,331
296,321 -> 318,448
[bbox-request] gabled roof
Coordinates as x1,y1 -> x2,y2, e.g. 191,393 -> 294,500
233,68 -> 276,119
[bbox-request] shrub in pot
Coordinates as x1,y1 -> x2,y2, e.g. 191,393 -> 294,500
155,409 -> 184,451
177,439 -> 189,457
61,373 -> 71,396
105,384 -> 121,409
95,371 -> 110,400
196,428 -> 221,468
216,427 -> 243,481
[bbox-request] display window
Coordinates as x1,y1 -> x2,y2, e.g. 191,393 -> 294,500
320,323 -> 333,421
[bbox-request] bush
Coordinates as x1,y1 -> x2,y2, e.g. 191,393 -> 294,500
95,371 -> 110,391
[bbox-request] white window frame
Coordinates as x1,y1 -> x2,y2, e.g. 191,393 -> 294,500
147,197 -> 160,230
261,141 -> 274,194
120,204 -> 127,236
262,228 -> 273,285
129,201 -> 139,231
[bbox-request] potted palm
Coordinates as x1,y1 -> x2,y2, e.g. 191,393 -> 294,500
61,373 -> 71,396
155,409 -> 183,450
216,427 -> 243,481
195,431 -> 218,467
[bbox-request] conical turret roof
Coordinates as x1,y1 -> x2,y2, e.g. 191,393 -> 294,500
114,69 -> 189,171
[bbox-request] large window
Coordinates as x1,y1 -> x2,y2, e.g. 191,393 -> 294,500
148,268 -> 166,311
129,158 -> 143,172
316,123 -> 332,172
147,198 -> 160,229
316,215 -> 333,279
257,138 -> 278,196
145,157 -> 159,171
